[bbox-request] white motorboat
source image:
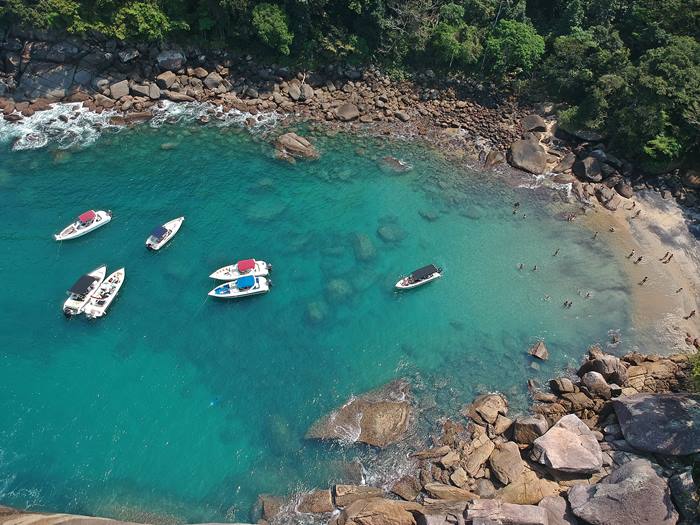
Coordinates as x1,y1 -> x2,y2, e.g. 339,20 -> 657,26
146,216 -> 184,251
208,275 -> 271,299
54,210 -> 112,241
63,265 -> 107,316
84,268 -> 125,319
209,258 -> 271,280
395,264 -> 443,290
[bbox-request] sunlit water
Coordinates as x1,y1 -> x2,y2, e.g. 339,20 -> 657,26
0,106 -> 634,522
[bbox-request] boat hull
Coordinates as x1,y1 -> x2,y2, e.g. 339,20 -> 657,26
85,268 -> 125,319
146,217 -> 184,251
208,277 -> 270,299
54,211 -> 111,241
395,272 -> 442,290
209,260 -> 270,280
63,265 -> 107,316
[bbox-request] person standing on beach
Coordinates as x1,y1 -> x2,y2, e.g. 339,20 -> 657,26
635,256 -> 643,264
676,287 -> 683,293
640,276 -> 648,285
627,250 -> 635,259
684,310 -> 696,320
664,253 -> 674,264
593,231 -> 598,239
553,248 -> 559,256
660,251 -> 670,261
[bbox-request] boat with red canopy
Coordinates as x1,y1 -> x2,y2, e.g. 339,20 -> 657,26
209,258 -> 272,281
54,209 -> 112,241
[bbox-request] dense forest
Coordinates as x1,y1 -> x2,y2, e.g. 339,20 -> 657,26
1,0 -> 699,168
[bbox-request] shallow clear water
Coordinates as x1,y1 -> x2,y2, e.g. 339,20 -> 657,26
0,112 -> 632,522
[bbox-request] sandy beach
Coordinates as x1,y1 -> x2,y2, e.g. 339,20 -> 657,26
581,191 -> 700,353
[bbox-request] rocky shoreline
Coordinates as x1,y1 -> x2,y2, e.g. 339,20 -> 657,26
2,30 -> 699,217
1,348 -> 697,525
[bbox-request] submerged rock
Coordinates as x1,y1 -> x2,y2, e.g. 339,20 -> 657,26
275,132 -> 319,161
306,380 -> 411,447
568,459 -> 678,525
376,224 -> 406,243
352,233 -> 376,262
325,278 -> 353,303
379,156 -> 412,173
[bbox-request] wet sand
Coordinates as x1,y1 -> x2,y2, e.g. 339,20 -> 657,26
581,191 -> 700,353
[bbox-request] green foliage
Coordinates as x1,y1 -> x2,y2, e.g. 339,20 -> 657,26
485,20 -> 545,78
430,19 -> 482,69
109,2 -> 186,41
251,3 -> 293,55
691,353 -> 700,392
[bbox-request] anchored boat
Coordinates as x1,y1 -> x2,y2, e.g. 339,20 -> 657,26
395,264 -> 443,290
208,275 -> 271,299
146,217 -> 184,251
63,265 -> 107,316
54,210 -> 112,241
209,258 -> 271,280
84,268 -> 125,319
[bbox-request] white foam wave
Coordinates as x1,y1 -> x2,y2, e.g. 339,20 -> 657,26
518,172 -> 573,198
0,103 -> 122,151
149,100 -> 281,132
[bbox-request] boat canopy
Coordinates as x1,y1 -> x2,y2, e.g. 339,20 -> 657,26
411,264 -> 439,280
236,276 -> 255,289
78,210 -> 96,223
69,274 -> 97,295
150,225 -> 168,239
237,259 -> 255,272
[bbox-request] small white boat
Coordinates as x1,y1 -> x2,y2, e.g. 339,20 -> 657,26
395,264 -> 443,290
209,258 -> 271,280
146,216 -> 184,251
63,265 -> 107,316
208,275 -> 271,299
84,268 -> 125,319
54,210 -> 112,241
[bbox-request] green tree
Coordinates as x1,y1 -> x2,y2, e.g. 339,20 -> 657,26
484,19 -> 544,78
251,3 -> 294,55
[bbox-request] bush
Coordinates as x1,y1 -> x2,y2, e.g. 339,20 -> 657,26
485,20 -> 545,78
251,3 -> 294,55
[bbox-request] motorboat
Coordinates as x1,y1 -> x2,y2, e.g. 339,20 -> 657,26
208,275 -> 271,299
146,216 -> 184,251
63,265 -> 107,316
209,259 -> 271,280
54,210 -> 112,241
84,268 -> 125,319
395,264 -> 442,290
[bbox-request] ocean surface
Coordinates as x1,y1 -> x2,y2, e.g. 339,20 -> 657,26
0,104 -> 633,523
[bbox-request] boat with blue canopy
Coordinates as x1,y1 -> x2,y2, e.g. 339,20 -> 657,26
146,216 -> 184,251
208,275 -> 271,299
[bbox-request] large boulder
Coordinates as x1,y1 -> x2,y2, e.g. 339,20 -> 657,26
336,103 -> 360,121
509,139 -> 548,174
16,62 -> 76,100
528,341 -> 549,361
496,469 -> 560,506
531,414 -> 602,474
573,157 -> 603,182
275,132 -> 319,160
513,415 -> 549,445
307,380 -> 411,447
156,71 -> 177,89
203,71 -> 223,90
489,441 -> 525,485
338,498 -> 418,525
612,393 -> 700,455
297,489 -> 334,513
577,348 -> 628,386
466,499 -> 549,525
521,114 -> 547,132
568,459 -> 678,525
538,495 -> 580,525
581,371 -> 611,399
109,80 -> 129,100
464,394 -> 508,426
334,485 -> 384,507
156,50 -> 186,71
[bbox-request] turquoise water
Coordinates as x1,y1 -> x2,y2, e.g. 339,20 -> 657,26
0,113 -> 632,522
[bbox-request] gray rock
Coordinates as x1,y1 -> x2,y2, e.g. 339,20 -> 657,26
489,441 -> 525,485
553,153 -> 576,173
474,478 -> 496,498
612,393 -> 700,455
118,48 -> 140,63
46,41 -> 81,62
531,414 -> 602,474
157,49 -> 186,71
395,111 -> 410,122
16,62 -> 76,100
581,371 -> 611,400
528,341 -> 549,361
668,468 -> 698,522
521,114 -> 547,132
300,83 -> 314,101
513,415 -> 549,445
577,349 -> 628,386
148,83 -> 161,100
306,380 -> 411,448
275,132 -> 319,160
465,394 -> 508,426
466,500 -> 549,525
538,495 -> 579,525
163,90 -> 195,102
568,459 -> 678,525
485,150 -> 506,168
288,83 -> 301,101
203,72 -> 223,90
156,71 -> 177,89
573,157 -> 603,182
130,83 -> 150,98
109,80 -> 129,100
509,139 -> 548,174
615,181 -> 634,198
549,377 -> 575,395
336,103 -> 360,121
